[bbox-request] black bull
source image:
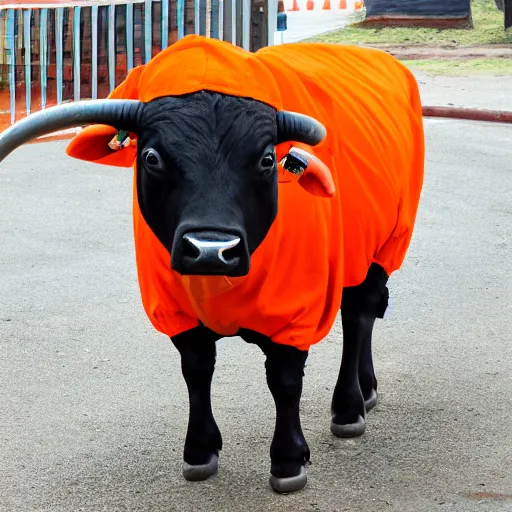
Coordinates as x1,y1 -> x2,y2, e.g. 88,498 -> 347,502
0,90 -> 510,494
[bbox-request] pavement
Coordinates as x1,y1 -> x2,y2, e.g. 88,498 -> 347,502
415,74 -> 512,112
275,10 -> 363,44
1,73 -> 512,511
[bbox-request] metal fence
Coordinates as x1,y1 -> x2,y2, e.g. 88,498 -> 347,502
0,0 -> 278,128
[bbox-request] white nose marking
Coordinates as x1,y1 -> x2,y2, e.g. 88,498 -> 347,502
184,236 -> 241,264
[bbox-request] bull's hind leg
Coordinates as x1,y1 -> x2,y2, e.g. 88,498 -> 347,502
171,325 -> 222,481
331,263 -> 389,438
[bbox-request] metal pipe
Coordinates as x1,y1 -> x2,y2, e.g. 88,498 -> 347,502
39,9 -> 48,109
267,0 -> 277,46
177,0 -> 185,39
55,7 -> 64,105
144,0 -> 152,63
73,6 -> 81,101
231,0 -> 236,44
91,5 -> 98,99
206,0 -> 212,37
218,0 -> 224,40
242,0 -> 250,50
7,9 -> 16,125
108,3 -> 116,92
126,2 -> 134,71
23,9 -> 32,116
194,0 -> 200,34
161,0 -> 169,49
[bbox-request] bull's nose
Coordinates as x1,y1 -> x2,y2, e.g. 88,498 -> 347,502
183,233 -> 241,264
172,231 -> 250,276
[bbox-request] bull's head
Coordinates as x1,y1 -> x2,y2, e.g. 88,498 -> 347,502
0,92 -> 329,277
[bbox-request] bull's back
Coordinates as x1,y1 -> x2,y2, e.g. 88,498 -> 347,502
257,43 -> 425,286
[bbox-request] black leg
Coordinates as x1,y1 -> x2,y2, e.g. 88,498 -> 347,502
359,321 -> 379,412
171,325 -> 222,481
331,263 -> 389,438
240,330 -> 309,494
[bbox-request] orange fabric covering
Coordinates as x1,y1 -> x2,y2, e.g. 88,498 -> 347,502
66,35 -> 424,351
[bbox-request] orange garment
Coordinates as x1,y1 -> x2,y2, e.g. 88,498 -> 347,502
66,35 -> 424,351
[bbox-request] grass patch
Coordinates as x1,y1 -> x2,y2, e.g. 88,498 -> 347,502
404,58 -> 512,75
311,0 -> 512,46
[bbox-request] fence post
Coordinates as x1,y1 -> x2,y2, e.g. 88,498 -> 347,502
23,9 -> 32,116
6,9 -> 16,125
73,7 -> 81,101
178,0 -> 185,38
40,9 -> 48,109
250,0 -> 267,50
267,0 -> 277,46
161,0 -> 169,48
55,7 -> 64,105
144,0 -> 152,62
108,4 -> 116,91
125,3 -> 134,72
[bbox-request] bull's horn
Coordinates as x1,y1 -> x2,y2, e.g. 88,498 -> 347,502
277,111 -> 327,146
0,99 -> 142,163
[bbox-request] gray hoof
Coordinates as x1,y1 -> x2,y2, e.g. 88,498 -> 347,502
330,414 -> 366,438
269,466 -> 307,494
364,389 -> 378,412
183,454 -> 219,482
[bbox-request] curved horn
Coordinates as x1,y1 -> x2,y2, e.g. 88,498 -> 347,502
0,99 -> 142,163
277,111 -> 327,146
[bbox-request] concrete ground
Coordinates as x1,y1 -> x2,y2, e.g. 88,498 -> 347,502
275,10 -> 362,44
415,74 -> 512,112
1,86 -> 512,511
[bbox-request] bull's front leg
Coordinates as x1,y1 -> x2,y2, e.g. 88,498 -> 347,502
171,325 -> 222,481
241,330 -> 309,493
266,342 -> 310,493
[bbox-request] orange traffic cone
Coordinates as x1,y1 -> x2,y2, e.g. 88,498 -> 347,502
306,0 -> 314,9
354,0 -> 364,8
288,0 -> 299,11
322,0 -> 331,9
339,0 -> 346,9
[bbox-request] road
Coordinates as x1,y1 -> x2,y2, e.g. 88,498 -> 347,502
1,115 -> 511,511
275,10 -> 362,44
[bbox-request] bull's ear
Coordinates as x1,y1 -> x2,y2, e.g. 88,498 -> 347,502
66,65 -> 145,168
278,145 -> 335,198
66,125 -> 137,168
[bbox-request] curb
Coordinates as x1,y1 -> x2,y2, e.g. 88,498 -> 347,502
422,106 -> 512,124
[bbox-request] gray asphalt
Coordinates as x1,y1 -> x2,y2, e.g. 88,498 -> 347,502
415,74 -> 512,112
1,116 -> 511,511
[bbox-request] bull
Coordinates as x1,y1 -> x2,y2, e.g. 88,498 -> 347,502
1,35 -> 506,493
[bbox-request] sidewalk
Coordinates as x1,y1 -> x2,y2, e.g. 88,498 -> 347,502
276,10 -> 361,44
414,72 -> 512,112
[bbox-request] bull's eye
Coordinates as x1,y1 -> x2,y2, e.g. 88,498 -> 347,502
261,153 -> 276,171
142,148 -> 163,171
